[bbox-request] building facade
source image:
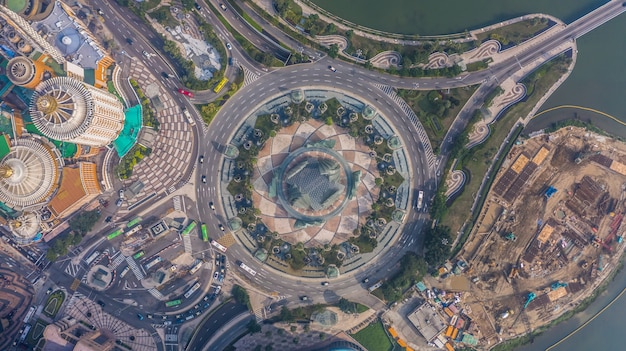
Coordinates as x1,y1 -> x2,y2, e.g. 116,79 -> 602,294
30,76 -> 125,147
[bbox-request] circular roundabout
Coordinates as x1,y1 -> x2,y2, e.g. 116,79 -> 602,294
218,88 -> 414,277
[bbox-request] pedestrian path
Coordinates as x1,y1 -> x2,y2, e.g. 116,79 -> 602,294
148,288 -> 165,300
183,234 -> 192,254
375,84 -> 436,170
173,196 -> 182,212
242,66 -> 260,87
110,253 -> 127,270
116,58 -> 195,218
64,262 -> 81,277
125,256 -> 145,280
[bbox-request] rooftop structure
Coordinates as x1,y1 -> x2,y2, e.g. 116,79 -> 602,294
1,0 -> 55,21
0,4 -> 65,62
271,145 -> 355,223
30,76 -> 124,147
285,156 -> 344,211
5,56 -> 54,89
0,135 -> 62,211
43,316 -> 115,351
34,1 -> 114,88
8,211 -> 40,243
407,303 -> 447,342
48,162 -> 101,219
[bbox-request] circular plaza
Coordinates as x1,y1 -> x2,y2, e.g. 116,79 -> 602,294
221,89 -> 412,275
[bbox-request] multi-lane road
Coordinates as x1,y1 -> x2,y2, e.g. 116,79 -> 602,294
34,0 -> 626,349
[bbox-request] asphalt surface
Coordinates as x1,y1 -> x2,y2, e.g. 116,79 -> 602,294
185,302 -> 249,351
31,1 -> 626,349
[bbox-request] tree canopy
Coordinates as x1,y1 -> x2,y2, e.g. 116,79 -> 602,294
423,224 -> 452,267
69,209 -> 101,235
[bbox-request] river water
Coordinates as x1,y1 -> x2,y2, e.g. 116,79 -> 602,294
311,0 -> 626,350
312,0 -> 626,138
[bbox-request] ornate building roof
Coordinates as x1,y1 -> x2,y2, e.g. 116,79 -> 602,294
0,136 -> 62,210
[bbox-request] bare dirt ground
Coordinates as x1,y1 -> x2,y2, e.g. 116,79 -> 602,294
436,127 -> 626,348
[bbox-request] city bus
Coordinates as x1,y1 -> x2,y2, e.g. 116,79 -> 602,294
181,221 -> 197,236
189,261 -> 203,275
201,223 -> 208,242
127,216 -> 142,228
239,262 -> 257,276
120,266 -> 130,278
184,282 -> 201,298
213,77 -> 228,93
85,251 -> 100,265
165,299 -> 182,307
132,250 -> 145,259
125,225 -> 142,237
211,240 -> 227,253
106,229 -> 123,240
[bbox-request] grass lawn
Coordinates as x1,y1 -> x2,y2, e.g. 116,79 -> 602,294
443,54 -> 572,236
25,319 -> 49,348
398,86 -> 478,153
43,290 -> 65,318
351,320 -> 393,351
475,18 -> 550,45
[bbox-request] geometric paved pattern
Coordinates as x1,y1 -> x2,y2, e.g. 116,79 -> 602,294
118,59 -> 195,215
65,293 -> 157,351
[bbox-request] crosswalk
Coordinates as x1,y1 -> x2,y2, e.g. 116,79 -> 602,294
173,196 -> 182,212
110,253 -> 126,270
242,67 -> 260,87
148,288 -> 165,300
183,234 -> 192,254
252,304 -> 264,322
376,84 -> 437,170
125,256 -> 145,280
65,262 -> 81,277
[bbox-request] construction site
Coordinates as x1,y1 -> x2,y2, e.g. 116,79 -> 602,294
430,126 -> 626,348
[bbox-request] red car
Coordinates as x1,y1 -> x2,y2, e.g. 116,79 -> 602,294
177,88 -> 194,98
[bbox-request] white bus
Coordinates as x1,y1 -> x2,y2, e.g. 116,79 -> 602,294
23,306 -> 36,323
125,225 -> 142,237
85,251 -> 100,265
120,266 -> 130,278
189,261 -> 203,275
211,240 -> 227,253
184,282 -> 201,298
239,262 -> 257,276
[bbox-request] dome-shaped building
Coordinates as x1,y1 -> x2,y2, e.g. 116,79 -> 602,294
8,211 -> 41,245
5,56 -> 53,89
29,76 -> 125,147
0,136 -> 63,211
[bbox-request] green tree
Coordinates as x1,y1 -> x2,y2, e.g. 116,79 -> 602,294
279,307 -> 294,322
247,319 -> 262,334
181,0 -> 194,10
232,285 -> 250,307
69,210 -> 101,235
423,225 -> 452,267
337,298 -> 357,313
328,44 -> 339,58
151,7 -> 168,23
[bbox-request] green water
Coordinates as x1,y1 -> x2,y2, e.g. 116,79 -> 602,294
312,0 -> 626,136
310,0 -> 606,35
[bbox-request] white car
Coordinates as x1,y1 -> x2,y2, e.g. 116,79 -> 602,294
226,43 -> 232,50
213,272 -> 219,280
142,50 -> 149,58
119,189 -> 124,199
